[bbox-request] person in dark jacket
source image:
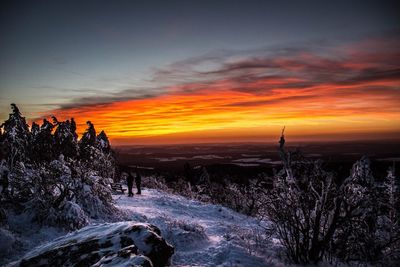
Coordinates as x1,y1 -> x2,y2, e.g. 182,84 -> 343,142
127,172 -> 134,197
135,169 -> 142,195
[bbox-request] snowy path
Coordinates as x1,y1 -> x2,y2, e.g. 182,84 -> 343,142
114,188 -> 281,267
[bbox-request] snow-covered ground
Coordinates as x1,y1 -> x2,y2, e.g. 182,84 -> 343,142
114,188 -> 283,267
2,188 -> 284,267
1,213 -> 67,266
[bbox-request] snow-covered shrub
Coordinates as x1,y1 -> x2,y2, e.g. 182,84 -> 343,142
258,137 -> 400,265
29,118 -> 55,162
169,177 -> 194,198
333,160 -> 400,264
74,174 -> 117,219
141,175 -> 170,192
229,225 -> 267,256
0,104 -> 118,231
55,201 -> 90,229
222,183 -> 243,212
380,166 -> 400,264
332,157 -> 381,262
259,151 -> 342,264
204,179 -> 262,216
163,219 -> 207,250
53,118 -> 78,159
0,104 -> 30,169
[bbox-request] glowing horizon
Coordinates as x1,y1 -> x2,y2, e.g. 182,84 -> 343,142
25,36 -> 400,145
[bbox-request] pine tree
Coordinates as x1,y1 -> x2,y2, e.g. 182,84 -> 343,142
0,104 -> 117,230
96,130 -> 111,153
79,121 -> 97,160
30,118 -> 55,162
53,117 -> 78,159
380,164 -> 400,262
0,104 -> 30,169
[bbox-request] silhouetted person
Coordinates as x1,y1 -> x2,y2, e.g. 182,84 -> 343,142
127,172 -> 134,197
135,169 -> 142,195
2,170 -> 9,195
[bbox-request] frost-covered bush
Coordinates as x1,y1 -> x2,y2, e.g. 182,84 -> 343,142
229,225 -> 267,256
141,175 -> 170,192
258,151 -> 341,264
0,104 -> 30,169
258,137 -> 400,265
74,173 -> 117,219
163,219 -> 208,250
53,118 -> 78,159
17,157 -> 115,229
55,201 -> 90,229
333,159 -> 400,264
83,146 -> 116,180
0,104 -> 118,230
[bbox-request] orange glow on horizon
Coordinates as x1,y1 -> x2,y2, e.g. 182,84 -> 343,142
32,78 -> 400,145
29,37 -> 400,145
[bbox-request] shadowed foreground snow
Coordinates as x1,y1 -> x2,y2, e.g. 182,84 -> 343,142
2,188 -> 283,267
115,188 -> 282,267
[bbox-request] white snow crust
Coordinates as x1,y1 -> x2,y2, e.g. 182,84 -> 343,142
114,188 -> 282,267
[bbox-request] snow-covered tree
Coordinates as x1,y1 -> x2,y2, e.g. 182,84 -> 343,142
376,165 -> 400,263
258,134 -> 391,264
259,150 -> 342,264
30,118 -> 55,162
79,120 -> 96,157
195,166 -> 211,196
0,104 -> 117,230
96,130 -> 111,153
0,104 -> 30,170
53,117 -> 78,159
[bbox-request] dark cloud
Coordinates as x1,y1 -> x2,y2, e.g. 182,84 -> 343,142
225,95 -> 319,107
336,68 -> 400,85
58,87 -> 165,110
55,34 -> 400,111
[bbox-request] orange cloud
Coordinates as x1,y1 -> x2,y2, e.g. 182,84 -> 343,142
33,37 -> 400,145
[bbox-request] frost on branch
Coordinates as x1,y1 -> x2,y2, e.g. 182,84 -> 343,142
0,104 -> 118,230
0,104 -> 30,170
257,134 -> 400,264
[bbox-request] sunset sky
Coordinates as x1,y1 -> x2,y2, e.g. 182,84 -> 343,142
1,0 -> 399,145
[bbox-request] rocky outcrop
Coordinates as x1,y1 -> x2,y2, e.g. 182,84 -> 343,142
18,222 -> 174,267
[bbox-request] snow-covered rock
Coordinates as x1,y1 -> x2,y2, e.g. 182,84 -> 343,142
16,222 -> 174,267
